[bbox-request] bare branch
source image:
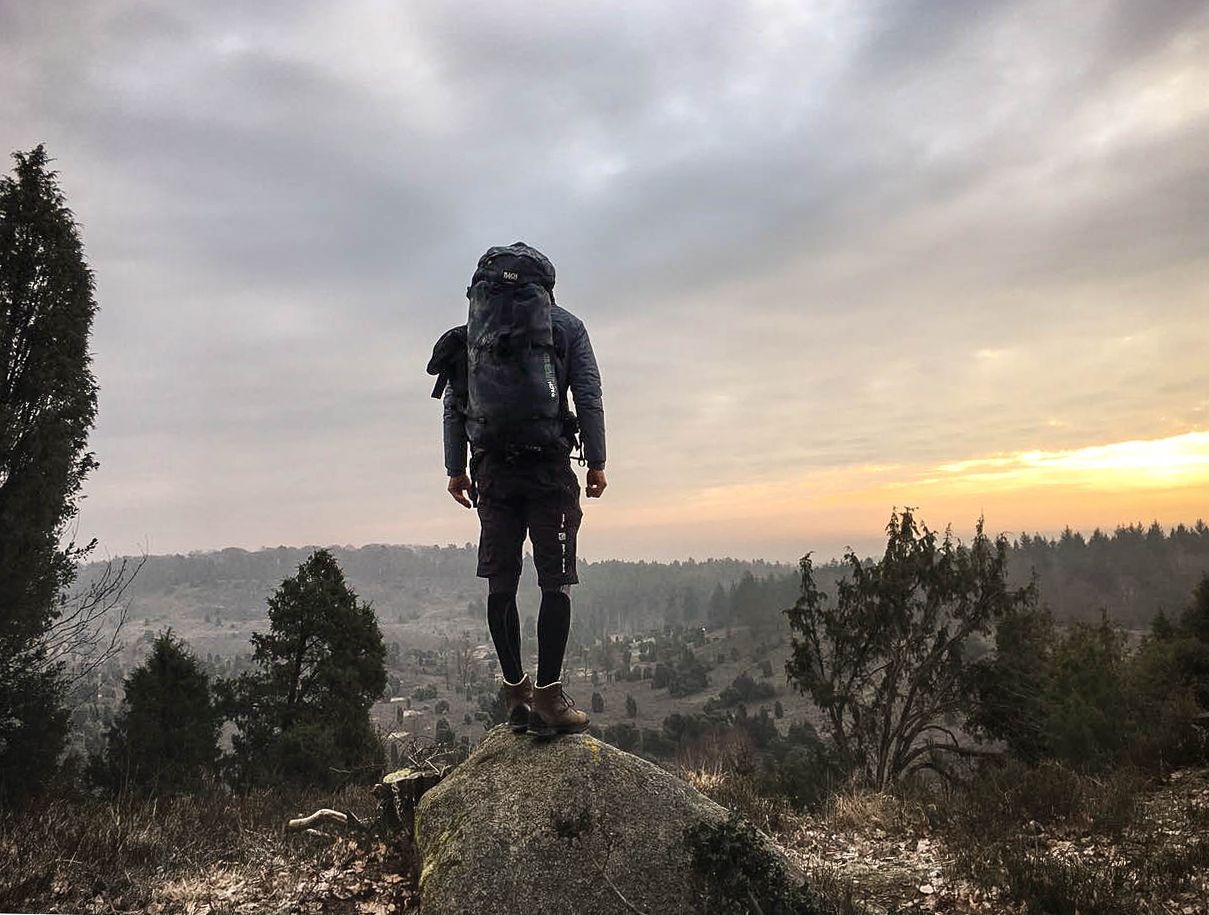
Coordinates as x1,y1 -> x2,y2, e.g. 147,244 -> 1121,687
46,553 -> 145,687
288,809 -> 351,830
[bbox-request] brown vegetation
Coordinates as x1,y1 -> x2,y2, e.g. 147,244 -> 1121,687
0,783 -> 418,914
674,723 -> 1209,914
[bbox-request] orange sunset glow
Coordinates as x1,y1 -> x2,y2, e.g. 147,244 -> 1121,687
586,432 -> 1209,560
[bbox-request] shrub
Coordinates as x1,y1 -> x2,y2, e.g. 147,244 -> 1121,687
943,760 -> 1144,843
972,598 -> 1209,772
786,510 -> 1035,788
1126,644 -> 1207,768
704,672 -> 776,713
764,744 -> 838,812
668,649 -> 711,697
662,712 -> 712,745
639,728 -> 675,758
952,824 -> 1209,915
935,761 -> 1197,915
91,631 -> 219,793
968,602 -> 1057,763
434,718 -> 454,746
733,706 -> 779,749
983,842 -> 1130,915
686,811 -> 857,914
602,722 -> 638,751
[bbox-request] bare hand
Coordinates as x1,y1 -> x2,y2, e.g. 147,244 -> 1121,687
447,473 -> 473,508
586,468 -> 607,498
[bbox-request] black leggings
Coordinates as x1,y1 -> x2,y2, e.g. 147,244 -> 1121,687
486,585 -> 571,687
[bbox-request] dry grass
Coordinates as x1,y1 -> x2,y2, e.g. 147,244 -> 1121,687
678,765 -> 729,797
938,763 -> 1209,915
0,782 -> 414,914
820,778 -> 933,836
673,729 -> 799,835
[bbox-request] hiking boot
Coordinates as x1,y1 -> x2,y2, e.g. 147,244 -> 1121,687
529,681 -> 590,737
502,673 -> 533,733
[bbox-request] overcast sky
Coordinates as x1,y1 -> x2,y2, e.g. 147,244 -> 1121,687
3,0 -> 1207,562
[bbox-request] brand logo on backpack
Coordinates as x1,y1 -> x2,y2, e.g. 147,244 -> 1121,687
543,353 -> 558,401
503,271 -> 519,281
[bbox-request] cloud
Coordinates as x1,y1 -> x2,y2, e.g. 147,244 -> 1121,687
1,0 -> 1205,560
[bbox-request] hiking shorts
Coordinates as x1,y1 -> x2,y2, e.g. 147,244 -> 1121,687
470,450 -> 583,589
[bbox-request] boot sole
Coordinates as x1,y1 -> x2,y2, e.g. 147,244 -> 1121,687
527,718 -> 590,738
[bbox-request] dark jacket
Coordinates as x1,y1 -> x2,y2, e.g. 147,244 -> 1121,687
442,304 -> 606,475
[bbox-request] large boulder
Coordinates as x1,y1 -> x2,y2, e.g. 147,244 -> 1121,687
414,726 -> 798,915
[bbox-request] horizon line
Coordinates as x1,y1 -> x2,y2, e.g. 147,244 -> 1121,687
78,514 -> 1209,568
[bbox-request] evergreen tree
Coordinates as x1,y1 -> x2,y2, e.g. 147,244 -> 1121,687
973,602 -> 1208,770
1180,572 -> 1209,643
93,631 -> 219,793
967,602 -> 1057,763
707,583 -> 728,625
680,587 -> 701,623
1131,571 -> 1209,747
785,509 -> 1035,788
0,146 -> 99,807
220,550 -> 386,788
1151,608 -> 1176,641
434,717 -> 454,745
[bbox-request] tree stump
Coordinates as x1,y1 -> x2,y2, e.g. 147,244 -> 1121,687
288,766 -> 449,877
376,766 -> 449,837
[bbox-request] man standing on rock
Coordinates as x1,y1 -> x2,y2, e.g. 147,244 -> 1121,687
428,242 -> 607,737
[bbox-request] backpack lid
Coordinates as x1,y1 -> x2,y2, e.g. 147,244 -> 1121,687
470,242 -> 555,292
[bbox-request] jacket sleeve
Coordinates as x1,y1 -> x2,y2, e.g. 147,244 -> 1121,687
442,384 -> 469,476
567,323 -> 607,470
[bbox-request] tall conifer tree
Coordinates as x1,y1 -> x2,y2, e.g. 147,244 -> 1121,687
0,146 -> 99,806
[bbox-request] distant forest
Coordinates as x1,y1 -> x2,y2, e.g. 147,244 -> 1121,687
1012,522 -> 1209,626
80,520 -> 1209,639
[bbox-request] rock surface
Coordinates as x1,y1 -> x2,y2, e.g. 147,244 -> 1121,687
414,726 -> 792,915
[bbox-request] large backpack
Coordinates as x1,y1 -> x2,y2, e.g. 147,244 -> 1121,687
428,242 -> 573,455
